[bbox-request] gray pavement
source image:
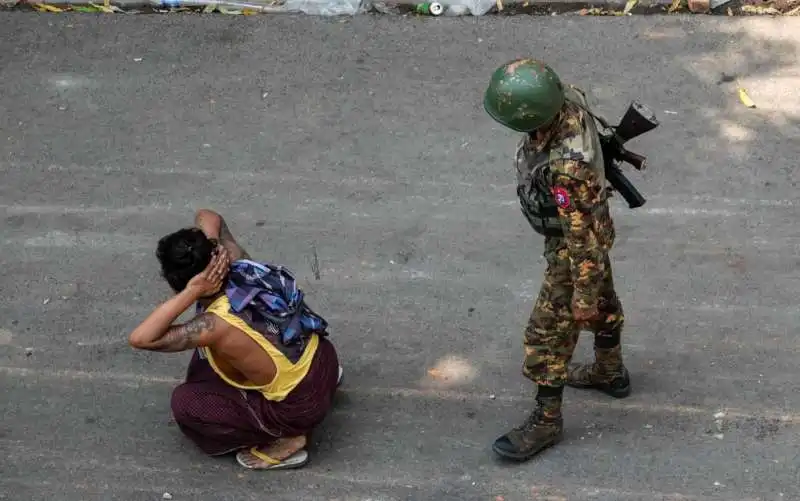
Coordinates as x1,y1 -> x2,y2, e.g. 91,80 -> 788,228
1,13 -> 800,501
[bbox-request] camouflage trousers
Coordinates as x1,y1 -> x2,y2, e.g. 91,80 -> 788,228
522,236 -> 624,386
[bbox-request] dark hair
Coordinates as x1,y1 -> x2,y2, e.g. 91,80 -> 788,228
156,227 -> 214,292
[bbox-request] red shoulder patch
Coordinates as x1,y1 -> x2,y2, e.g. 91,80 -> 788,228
553,186 -> 571,209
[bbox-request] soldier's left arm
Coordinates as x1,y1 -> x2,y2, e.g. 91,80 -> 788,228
550,159 -> 606,315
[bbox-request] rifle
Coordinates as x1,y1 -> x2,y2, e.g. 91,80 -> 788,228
591,102 -> 659,209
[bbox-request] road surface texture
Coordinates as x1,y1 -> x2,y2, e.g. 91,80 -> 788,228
1,13 -> 799,501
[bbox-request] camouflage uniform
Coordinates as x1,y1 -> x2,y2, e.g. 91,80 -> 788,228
517,98 -> 626,389
483,59 -> 631,462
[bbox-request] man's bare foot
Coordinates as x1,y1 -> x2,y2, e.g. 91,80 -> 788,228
236,436 -> 309,470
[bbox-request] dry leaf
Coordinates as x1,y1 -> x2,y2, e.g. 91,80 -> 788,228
89,2 -> 116,11
496,0 -> 503,10
727,6 -> 733,14
741,4 -> 780,13
33,3 -> 63,11
668,0 -> 683,12
623,0 -> 637,14
738,87 -> 757,108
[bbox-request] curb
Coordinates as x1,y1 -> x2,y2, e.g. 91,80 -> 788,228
0,0 -> 786,15
375,0 -> 782,15
376,0 -> 674,15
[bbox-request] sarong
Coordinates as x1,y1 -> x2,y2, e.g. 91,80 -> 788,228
170,337 -> 340,456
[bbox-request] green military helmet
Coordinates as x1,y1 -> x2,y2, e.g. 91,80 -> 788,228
483,58 -> 566,132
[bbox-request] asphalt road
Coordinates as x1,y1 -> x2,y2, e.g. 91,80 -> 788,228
1,12 -> 799,501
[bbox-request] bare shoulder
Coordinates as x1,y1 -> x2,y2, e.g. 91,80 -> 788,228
203,314 -> 251,352
176,312 -> 223,343
200,311 -> 231,337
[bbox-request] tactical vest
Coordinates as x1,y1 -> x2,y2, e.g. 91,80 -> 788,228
515,85 -> 607,238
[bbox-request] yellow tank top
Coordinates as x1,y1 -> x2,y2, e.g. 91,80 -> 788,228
200,295 -> 320,402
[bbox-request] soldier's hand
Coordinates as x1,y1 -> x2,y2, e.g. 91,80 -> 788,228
572,302 -> 600,323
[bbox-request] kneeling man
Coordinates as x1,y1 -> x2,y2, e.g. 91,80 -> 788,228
128,209 -> 341,470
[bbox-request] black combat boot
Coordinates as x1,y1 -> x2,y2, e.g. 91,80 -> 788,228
566,343 -> 631,398
492,386 -> 564,461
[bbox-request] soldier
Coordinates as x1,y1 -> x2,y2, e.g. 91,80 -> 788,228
482,59 -> 632,461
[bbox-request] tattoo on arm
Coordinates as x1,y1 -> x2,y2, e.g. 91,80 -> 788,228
219,217 -> 250,259
147,314 -> 216,352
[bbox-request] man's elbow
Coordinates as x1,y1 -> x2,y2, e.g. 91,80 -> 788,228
128,332 -> 149,350
194,208 -> 221,224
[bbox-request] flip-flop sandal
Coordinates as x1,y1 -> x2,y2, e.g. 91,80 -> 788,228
235,447 -> 309,470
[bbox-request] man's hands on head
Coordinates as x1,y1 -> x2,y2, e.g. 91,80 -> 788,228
186,245 -> 231,299
128,245 -> 231,353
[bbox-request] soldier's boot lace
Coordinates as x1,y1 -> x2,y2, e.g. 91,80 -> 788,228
566,345 -> 631,398
492,396 -> 564,461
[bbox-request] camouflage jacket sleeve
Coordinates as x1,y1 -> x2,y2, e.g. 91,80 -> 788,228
549,159 -> 607,313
